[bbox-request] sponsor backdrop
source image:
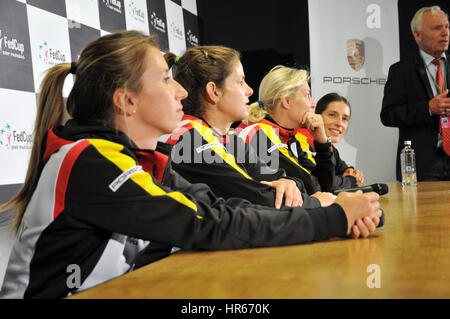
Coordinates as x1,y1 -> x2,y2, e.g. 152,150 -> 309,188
0,0 -> 199,282
0,0 -> 199,188
308,0 -> 399,183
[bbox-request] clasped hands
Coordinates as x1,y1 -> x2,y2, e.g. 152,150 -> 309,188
343,168 -> 364,185
261,179 -> 380,239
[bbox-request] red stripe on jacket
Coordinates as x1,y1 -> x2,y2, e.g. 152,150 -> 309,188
53,140 -> 91,219
134,150 -> 169,183
235,122 -> 261,144
43,128 -> 74,164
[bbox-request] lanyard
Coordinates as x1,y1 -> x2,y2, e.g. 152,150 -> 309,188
420,52 -> 447,94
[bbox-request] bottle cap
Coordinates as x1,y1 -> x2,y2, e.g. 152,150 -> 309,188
404,140 -> 411,146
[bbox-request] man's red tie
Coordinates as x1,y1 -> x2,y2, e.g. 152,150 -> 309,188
432,58 -> 450,156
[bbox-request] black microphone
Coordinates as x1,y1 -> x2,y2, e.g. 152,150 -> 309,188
333,183 -> 389,196
378,209 -> 385,228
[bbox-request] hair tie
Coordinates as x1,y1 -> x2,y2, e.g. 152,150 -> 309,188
257,100 -> 263,108
174,56 -> 180,65
200,49 -> 209,60
70,62 -> 77,74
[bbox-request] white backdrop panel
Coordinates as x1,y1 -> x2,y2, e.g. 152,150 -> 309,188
0,89 -> 36,185
309,0 -> 400,183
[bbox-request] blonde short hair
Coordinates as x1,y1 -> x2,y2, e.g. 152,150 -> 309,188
247,65 -> 309,123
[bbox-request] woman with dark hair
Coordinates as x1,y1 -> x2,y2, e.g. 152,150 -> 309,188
315,93 -> 364,187
163,46 -> 335,209
0,32 -> 379,299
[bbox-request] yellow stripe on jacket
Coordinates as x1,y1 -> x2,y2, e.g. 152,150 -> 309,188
256,123 -> 311,174
88,138 -> 200,214
189,120 -> 252,180
294,132 -> 316,165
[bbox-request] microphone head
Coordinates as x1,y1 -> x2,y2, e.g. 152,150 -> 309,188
374,183 -> 389,195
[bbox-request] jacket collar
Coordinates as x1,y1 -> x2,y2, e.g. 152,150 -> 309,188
414,50 -> 450,99
44,120 -> 171,163
263,115 -> 301,142
182,114 -> 231,144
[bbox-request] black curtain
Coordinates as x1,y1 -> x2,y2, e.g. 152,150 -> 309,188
197,0 -> 309,102
197,0 -> 450,99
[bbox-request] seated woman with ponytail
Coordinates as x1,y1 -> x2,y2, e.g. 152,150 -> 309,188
0,31 -> 381,299
315,93 -> 364,188
162,46 -> 335,209
238,65 -> 337,194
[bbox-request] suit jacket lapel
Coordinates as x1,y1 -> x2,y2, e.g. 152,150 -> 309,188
445,52 -> 450,93
414,54 -> 434,99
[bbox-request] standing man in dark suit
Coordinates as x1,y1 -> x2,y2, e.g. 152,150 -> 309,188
381,5 -> 450,181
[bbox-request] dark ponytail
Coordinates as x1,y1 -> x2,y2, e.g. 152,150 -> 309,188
164,52 -> 178,69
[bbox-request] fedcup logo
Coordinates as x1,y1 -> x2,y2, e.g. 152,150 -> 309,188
0,29 -> 26,60
170,22 -> 183,40
128,1 -> 145,22
38,40 -> 67,65
150,12 -> 166,33
102,0 -> 122,14
186,29 -> 198,47
0,123 -> 12,149
347,39 -> 365,71
0,123 -> 32,150
38,40 -> 49,62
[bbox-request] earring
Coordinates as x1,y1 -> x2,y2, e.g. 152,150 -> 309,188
132,110 -> 136,114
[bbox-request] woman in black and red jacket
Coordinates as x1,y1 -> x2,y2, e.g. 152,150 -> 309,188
237,65 -> 336,194
162,46 -> 336,209
0,32 -> 380,299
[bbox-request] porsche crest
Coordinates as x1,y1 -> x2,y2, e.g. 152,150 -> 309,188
347,39 -> 365,71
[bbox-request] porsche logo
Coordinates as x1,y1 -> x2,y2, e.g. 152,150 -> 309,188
347,39 -> 365,71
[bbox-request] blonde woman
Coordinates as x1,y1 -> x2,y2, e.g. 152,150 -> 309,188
238,65 -> 335,194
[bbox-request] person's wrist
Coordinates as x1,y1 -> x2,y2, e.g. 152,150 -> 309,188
314,132 -> 329,144
317,136 -> 331,144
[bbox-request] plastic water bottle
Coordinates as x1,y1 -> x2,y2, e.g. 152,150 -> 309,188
400,140 -> 417,186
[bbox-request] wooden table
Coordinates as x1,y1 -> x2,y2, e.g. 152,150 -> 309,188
71,182 -> 450,299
